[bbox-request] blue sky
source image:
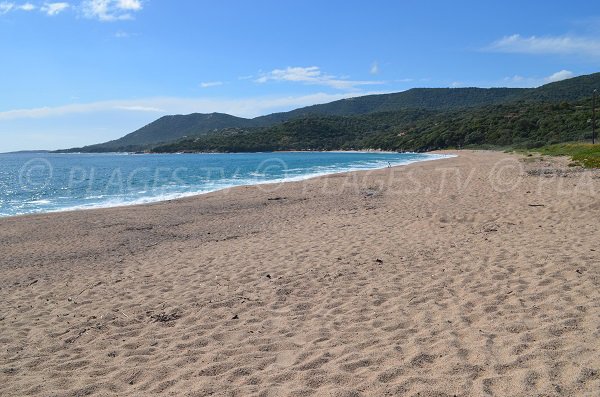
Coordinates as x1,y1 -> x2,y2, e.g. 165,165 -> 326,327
1,0 -> 600,152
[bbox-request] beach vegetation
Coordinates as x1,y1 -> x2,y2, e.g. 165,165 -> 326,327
530,143 -> 600,168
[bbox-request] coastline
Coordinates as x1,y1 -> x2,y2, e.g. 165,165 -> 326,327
1,151 -> 452,219
1,150 -> 599,396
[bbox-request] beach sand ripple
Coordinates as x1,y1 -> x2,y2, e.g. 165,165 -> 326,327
1,151 -> 599,396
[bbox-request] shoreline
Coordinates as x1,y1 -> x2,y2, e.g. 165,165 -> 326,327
1,151 -> 454,220
1,150 -> 598,396
44,149 -> 424,155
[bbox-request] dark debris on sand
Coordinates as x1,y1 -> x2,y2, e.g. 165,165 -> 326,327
150,312 -> 181,323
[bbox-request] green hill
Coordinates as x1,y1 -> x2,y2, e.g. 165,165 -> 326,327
256,88 -> 528,123
521,72 -> 600,102
63,112 -> 260,152
64,88 -> 527,152
61,72 -> 600,152
152,99 -> 595,153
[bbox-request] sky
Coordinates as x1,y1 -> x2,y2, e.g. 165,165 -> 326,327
1,0 -> 600,152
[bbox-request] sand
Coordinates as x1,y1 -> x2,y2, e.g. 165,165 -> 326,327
1,150 -> 599,396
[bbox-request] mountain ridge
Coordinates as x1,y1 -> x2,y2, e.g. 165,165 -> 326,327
61,72 -> 600,152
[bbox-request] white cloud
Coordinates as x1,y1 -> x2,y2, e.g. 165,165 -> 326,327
545,69 -> 574,83
82,0 -> 143,21
255,66 -> 384,90
19,2 -> 35,11
501,70 -> 577,88
501,74 -> 541,88
116,0 -> 141,10
200,81 -> 224,88
41,2 -> 69,16
0,1 -> 41,14
488,34 -> 600,57
0,2 -> 15,14
255,66 -> 319,83
0,0 -> 145,18
370,61 -> 379,75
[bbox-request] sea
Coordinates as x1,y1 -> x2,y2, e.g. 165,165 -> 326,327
0,151 -> 448,218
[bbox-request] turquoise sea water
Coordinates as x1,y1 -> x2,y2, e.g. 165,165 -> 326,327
0,151 -> 447,217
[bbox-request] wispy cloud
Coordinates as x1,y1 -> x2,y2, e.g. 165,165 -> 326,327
41,2 -> 69,16
0,101 -> 168,120
0,2 -> 15,14
370,61 -> 379,75
488,34 -> 600,57
114,30 -> 139,38
115,105 -> 164,112
1,1 -> 67,15
81,0 -> 143,21
502,74 -> 530,86
0,92 -> 391,121
255,66 -> 384,90
1,0 -> 145,19
0,91 -> 401,151
115,105 -> 165,113
502,69 -> 577,87
200,81 -> 224,88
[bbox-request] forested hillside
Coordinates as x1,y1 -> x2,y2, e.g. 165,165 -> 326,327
64,113 -> 260,152
152,100 -> 595,153
62,72 -> 600,153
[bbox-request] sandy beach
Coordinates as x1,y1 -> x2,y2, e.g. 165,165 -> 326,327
1,150 -> 599,396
